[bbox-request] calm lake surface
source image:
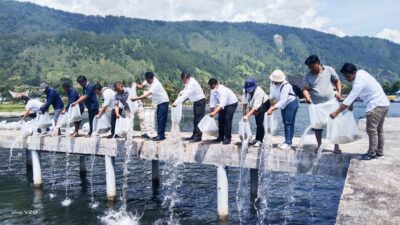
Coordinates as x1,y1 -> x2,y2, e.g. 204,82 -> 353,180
0,102 -> 399,225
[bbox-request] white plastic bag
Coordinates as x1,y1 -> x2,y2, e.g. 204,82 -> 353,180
21,120 -> 34,137
198,115 -> 218,137
309,99 -> 339,129
68,105 -> 82,123
93,115 -> 111,134
171,104 -> 183,125
263,112 -> 278,135
239,120 -> 252,142
36,113 -> 52,129
56,114 -> 70,128
327,110 -> 360,144
115,117 -> 130,137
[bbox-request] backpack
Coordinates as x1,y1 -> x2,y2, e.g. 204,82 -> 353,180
280,83 -> 304,99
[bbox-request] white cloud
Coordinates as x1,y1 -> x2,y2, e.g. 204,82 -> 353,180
376,28 -> 400,44
19,0 -> 346,37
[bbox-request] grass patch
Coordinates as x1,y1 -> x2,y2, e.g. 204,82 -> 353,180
0,103 -> 25,112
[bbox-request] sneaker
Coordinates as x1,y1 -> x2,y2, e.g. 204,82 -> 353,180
279,143 -> 292,150
376,154 -> 384,159
249,139 -> 258,146
141,134 -> 151,140
361,153 -> 376,160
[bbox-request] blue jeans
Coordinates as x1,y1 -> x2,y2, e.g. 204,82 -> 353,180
281,99 -> 299,145
157,102 -> 169,139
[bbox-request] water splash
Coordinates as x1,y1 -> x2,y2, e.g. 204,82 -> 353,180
254,131 -> 273,224
7,139 -> 18,171
49,151 -> 57,199
283,124 -> 312,224
100,209 -> 140,225
61,198 -> 72,206
89,153 -> 98,209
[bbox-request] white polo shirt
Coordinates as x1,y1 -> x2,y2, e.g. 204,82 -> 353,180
343,70 -> 390,112
102,87 -> 116,110
174,77 -> 205,104
210,84 -> 238,109
142,77 -> 169,105
241,86 -> 268,110
25,99 -> 44,113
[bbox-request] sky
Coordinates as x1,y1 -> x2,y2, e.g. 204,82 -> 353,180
18,0 -> 400,44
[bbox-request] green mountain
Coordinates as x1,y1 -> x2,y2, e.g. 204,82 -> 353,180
1,0 -> 400,99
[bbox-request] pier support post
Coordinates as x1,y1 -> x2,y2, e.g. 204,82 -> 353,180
79,156 -> 87,177
25,149 -> 32,167
31,150 -> 42,188
250,168 -> 258,201
152,160 -> 160,187
217,165 -> 229,220
105,156 -> 116,201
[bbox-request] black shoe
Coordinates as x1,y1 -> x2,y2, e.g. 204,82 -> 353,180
376,154 -> 385,159
184,136 -> 194,141
212,138 -> 223,143
107,134 -> 114,139
189,138 -> 202,143
152,136 -> 165,142
223,139 -> 231,145
361,153 -> 376,160
141,134 -> 151,140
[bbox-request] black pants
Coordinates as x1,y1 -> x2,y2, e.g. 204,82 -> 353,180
157,102 -> 169,139
88,108 -> 99,135
111,108 -> 123,136
255,101 -> 271,142
192,98 -> 206,139
218,102 -> 238,141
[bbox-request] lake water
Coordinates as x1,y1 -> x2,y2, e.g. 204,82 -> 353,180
0,103 -> 399,225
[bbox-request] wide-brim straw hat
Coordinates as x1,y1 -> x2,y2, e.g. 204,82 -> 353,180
269,70 -> 286,82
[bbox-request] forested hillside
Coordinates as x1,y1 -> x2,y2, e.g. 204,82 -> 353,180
1,0 -> 400,99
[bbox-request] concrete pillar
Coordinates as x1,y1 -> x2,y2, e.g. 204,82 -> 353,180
217,165 -> 229,220
250,168 -> 259,201
152,160 -> 160,187
25,149 -> 32,167
31,150 -> 42,188
79,156 -> 87,177
105,156 -> 116,201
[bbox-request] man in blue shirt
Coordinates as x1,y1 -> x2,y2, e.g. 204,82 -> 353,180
72,75 -> 99,137
39,83 -> 64,134
62,81 -> 84,137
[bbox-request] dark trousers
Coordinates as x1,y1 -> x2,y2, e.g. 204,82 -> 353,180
192,98 -> 206,139
157,102 -> 169,139
218,102 -> 238,141
111,108 -> 123,136
255,101 -> 271,142
88,108 -> 99,135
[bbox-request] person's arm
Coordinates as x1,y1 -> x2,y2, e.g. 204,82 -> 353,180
40,91 -> 55,114
131,91 -> 152,101
72,95 -> 87,106
173,84 -> 191,106
20,110 -> 31,122
241,90 -> 247,115
210,90 -> 226,117
331,80 -> 361,119
210,105 -> 222,117
97,106 -> 107,118
114,105 -> 121,118
303,86 -> 312,104
335,79 -> 342,101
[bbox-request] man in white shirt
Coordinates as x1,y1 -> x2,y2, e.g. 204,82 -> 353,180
208,78 -> 238,144
94,84 -> 115,119
330,63 -> 390,160
20,96 -> 44,121
172,71 -> 206,142
133,72 -> 170,141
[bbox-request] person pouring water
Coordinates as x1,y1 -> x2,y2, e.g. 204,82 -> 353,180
266,70 -> 300,150
241,78 -> 270,147
39,83 -> 64,135
172,71 -> 206,143
303,55 -> 342,154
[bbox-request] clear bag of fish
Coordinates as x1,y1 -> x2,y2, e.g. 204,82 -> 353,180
171,104 -> 183,125
93,115 -> 111,135
115,117 -> 130,137
327,110 -> 360,144
67,105 -> 82,123
264,111 -> 278,135
309,99 -> 339,129
198,115 -> 218,137
37,113 -> 52,129
239,120 -> 252,142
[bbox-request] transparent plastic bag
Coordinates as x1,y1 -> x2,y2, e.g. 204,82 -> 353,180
21,120 -> 34,137
115,117 -> 130,137
239,120 -> 252,142
171,104 -> 183,125
56,114 -> 70,128
93,115 -> 111,135
263,111 -> 278,135
309,99 -> 339,129
67,105 -> 82,123
198,115 -> 218,136
36,113 -> 52,129
327,110 -> 360,144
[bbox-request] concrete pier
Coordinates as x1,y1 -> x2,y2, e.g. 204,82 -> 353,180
217,165 -> 229,220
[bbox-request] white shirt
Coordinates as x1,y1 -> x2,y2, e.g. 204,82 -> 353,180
25,99 -> 44,113
142,77 -> 169,105
241,86 -> 268,110
210,84 -> 238,109
270,81 -> 297,109
174,77 -> 205,104
102,87 -> 115,110
343,70 -> 390,112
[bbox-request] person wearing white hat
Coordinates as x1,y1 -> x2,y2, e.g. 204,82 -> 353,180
267,70 -> 299,150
